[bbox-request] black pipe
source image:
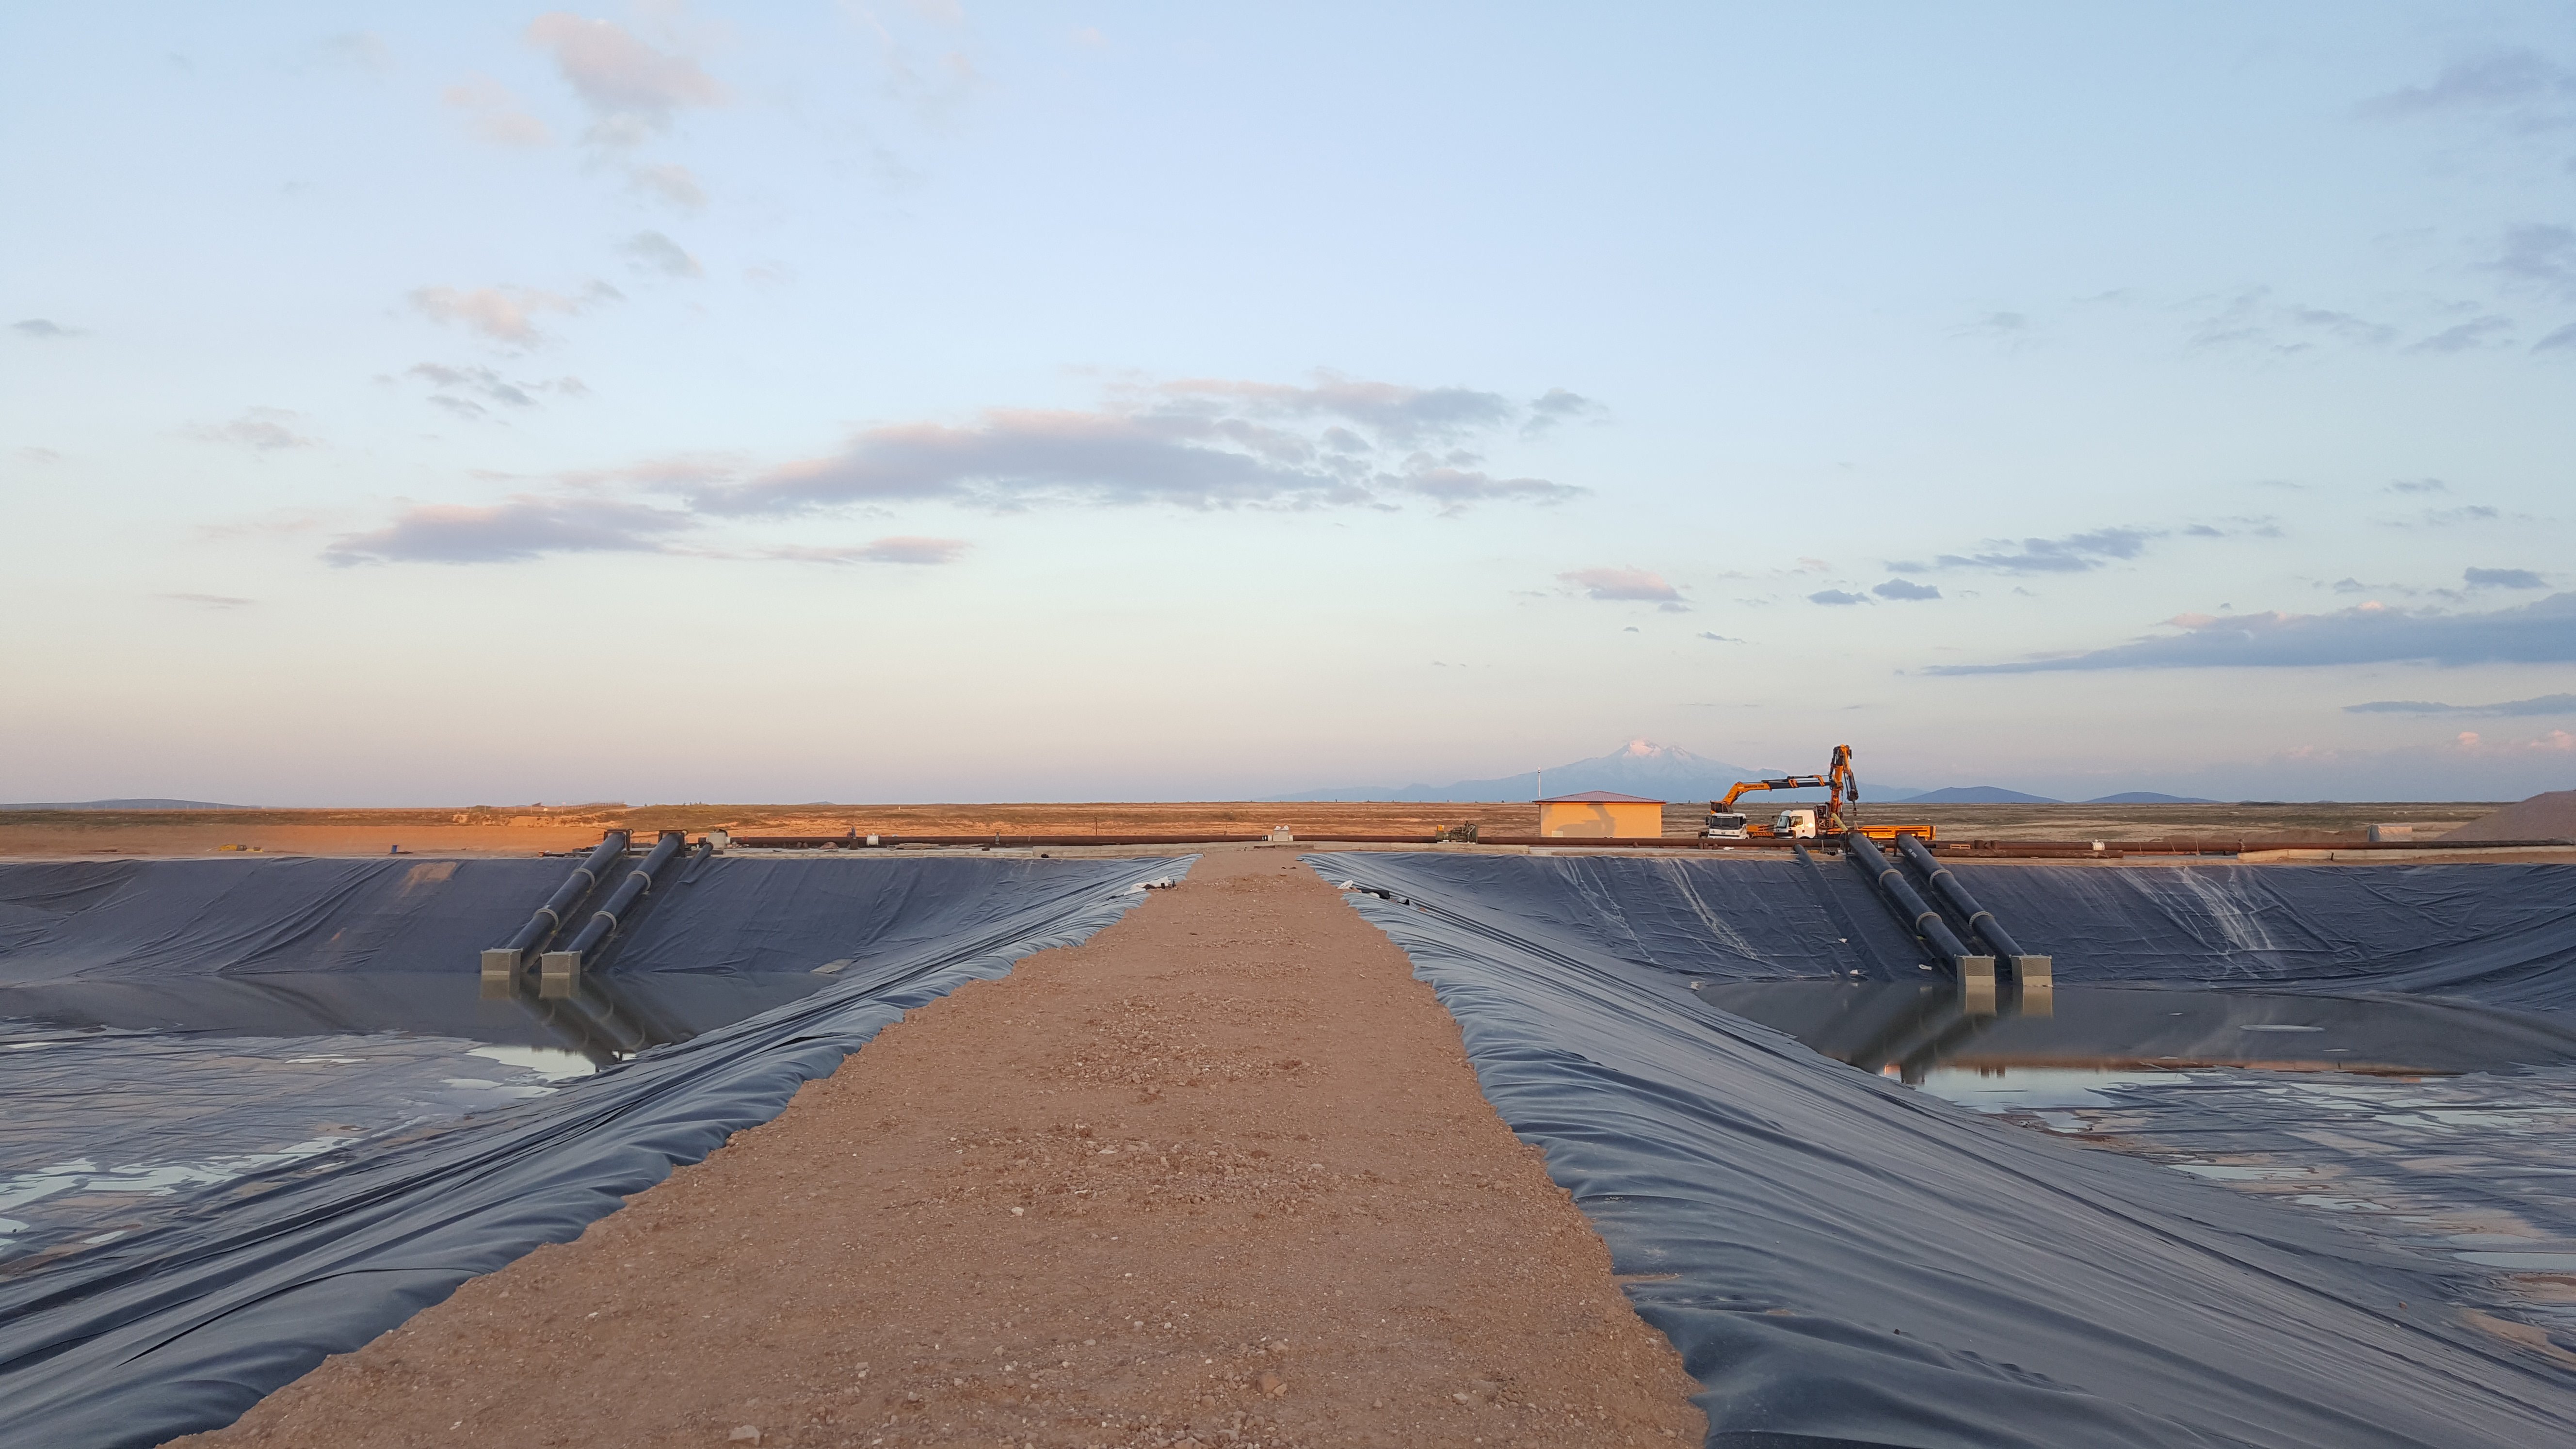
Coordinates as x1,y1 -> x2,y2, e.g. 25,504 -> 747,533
1895,833 -> 2050,988
1842,830 -> 1992,982
482,831 -> 630,974
1896,833 -> 2028,958
556,830 -> 688,962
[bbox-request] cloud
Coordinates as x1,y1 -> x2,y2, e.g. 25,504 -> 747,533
334,373 -> 1584,566
1401,461 -> 1580,511
1698,631 -> 1744,643
692,375 -> 1582,516
1808,589 -> 1869,606
409,285 -> 581,344
186,407 -> 317,451
620,230 -> 702,276
1560,567 -> 1681,603
525,12 -> 726,145
2407,315 -> 2514,353
1926,592 -> 2576,674
2492,224 -> 2576,299
759,536 -> 968,566
2391,504 -> 2501,528
404,363 -> 586,415
12,319 -> 79,339
2465,566 -> 2547,589
320,32 -> 393,73
1146,374 -> 1517,448
1890,526 -> 2155,575
1522,387 -> 1606,435
2388,477 -> 2447,494
2360,49 -> 2576,123
16,446 -> 63,465
325,496 -> 696,565
2189,290 -> 2396,353
161,593 -> 256,609
443,75 -> 552,146
629,162 -> 706,211
1872,579 -> 1941,601
2537,322 -> 2576,353
2345,693 -> 2576,717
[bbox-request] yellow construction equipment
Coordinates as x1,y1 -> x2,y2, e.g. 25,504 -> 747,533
1702,744 -> 1934,843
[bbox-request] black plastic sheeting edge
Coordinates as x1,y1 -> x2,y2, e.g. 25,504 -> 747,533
1307,852 -> 2576,1449
0,854 -> 1188,1449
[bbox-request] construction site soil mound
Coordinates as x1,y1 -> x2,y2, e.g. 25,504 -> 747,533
171,849 -> 1702,1449
2447,788 -> 2576,842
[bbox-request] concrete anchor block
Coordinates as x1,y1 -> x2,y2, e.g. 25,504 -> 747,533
538,949 -> 582,996
1958,954 -> 1996,1016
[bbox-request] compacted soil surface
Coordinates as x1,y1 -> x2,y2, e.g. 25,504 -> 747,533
174,847 -> 1705,1449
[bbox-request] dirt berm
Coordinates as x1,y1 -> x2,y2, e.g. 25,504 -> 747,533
176,848 -> 1702,1449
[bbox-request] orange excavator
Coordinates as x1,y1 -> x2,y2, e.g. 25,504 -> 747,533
1703,744 -> 1934,842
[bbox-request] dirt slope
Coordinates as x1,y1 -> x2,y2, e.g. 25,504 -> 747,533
173,847 -> 1703,1449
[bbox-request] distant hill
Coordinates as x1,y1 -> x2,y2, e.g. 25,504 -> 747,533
2085,791 -> 2220,805
1269,738 -> 1924,804
0,798 -> 252,811
1902,786 -> 2061,805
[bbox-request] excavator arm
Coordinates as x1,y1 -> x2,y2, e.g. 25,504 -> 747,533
1707,744 -> 1927,840
1713,775 -> 1830,812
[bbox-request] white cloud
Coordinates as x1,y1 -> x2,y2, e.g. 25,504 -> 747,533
628,162 -> 707,211
525,12 -> 726,144
443,75 -> 553,147
408,285 -> 583,345
185,407 -> 317,451
1560,567 -> 1683,604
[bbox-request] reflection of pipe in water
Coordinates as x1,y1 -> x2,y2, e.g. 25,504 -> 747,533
498,963 -> 695,1065
1792,979 -> 2051,1084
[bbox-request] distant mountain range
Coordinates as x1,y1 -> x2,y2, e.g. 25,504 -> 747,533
1267,740 -> 1849,803
0,798 -> 252,811
1266,741 -> 2218,806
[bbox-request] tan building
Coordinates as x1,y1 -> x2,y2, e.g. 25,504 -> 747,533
1534,790 -> 1665,839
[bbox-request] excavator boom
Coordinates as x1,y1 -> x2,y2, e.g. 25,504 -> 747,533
1704,744 -> 1932,841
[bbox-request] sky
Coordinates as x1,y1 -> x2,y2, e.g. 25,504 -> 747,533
3,1 -> 2574,805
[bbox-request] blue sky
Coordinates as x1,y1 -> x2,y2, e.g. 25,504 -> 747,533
3,2 -> 2573,805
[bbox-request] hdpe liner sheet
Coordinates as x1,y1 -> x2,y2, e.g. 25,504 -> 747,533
1309,852 -> 2576,1449
0,853 -> 1183,1449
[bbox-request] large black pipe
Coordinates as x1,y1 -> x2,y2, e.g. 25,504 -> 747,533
552,830 -> 688,964
1896,832 -> 2028,958
1842,830 -> 1993,985
481,831 -> 630,975
1895,833 -> 2051,989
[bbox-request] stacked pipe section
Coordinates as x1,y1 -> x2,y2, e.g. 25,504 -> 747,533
1896,832 -> 2054,993
539,830 -> 689,987
480,831 -> 631,982
1842,830 -> 1996,1005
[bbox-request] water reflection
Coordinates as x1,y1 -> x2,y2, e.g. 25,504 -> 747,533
1693,980 -> 2576,1083
1,966 -> 843,1064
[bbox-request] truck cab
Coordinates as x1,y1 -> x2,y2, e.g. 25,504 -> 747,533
1703,811 -> 1750,840
1774,808 -> 1819,838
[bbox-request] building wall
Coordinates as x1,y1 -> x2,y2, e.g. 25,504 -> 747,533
1536,801 -> 1663,839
